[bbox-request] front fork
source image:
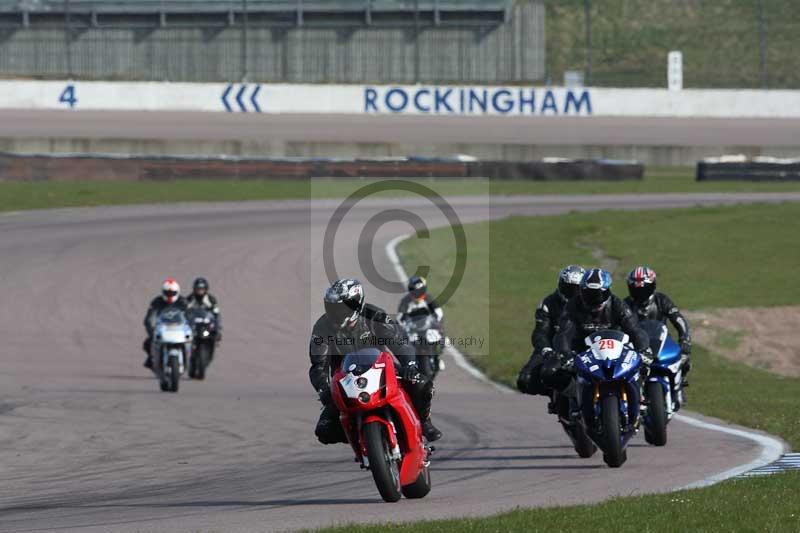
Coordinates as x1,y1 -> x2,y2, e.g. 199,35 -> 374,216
355,410 -> 401,469
585,381 -> 640,430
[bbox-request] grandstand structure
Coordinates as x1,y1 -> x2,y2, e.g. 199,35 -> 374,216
0,0 -> 545,83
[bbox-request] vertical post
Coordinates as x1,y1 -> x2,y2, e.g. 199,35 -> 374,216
414,0 -> 420,83
583,0 -> 592,86
64,0 -> 73,77
757,0 -> 767,89
241,0 -> 249,81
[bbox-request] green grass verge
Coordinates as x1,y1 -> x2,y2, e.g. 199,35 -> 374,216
544,0 -> 800,89
399,202 -> 800,448
354,201 -> 800,533
3,168 -> 800,212
317,472 -> 800,532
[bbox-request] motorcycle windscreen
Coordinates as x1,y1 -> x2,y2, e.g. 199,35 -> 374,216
584,330 -> 629,361
341,347 -> 383,376
187,308 -> 214,324
158,307 -> 187,325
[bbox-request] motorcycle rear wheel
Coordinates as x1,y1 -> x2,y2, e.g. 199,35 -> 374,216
364,422 -> 402,502
571,421 -> 597,458
644,382 -> 668,446
401,464 -> 431,499
601,395 -> 625,467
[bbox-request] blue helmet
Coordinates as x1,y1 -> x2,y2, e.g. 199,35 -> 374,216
580,268 -> 613,310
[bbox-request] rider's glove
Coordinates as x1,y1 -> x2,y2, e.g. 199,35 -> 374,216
640,347 -> 655,367
560,352 -> 575,372
400,361 -> 423,384
680,339 -> 692,355
540,347 -> 555,360
318,387 -> 332,405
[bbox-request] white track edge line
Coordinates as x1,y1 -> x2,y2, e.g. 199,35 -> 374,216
385,232 -> 787,488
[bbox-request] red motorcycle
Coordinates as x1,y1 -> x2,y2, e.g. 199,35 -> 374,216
331,347 -> 432,502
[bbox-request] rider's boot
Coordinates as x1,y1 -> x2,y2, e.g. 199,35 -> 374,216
422,417 -> 443,442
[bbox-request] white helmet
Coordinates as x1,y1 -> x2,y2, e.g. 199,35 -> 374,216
162,278 -> 180,304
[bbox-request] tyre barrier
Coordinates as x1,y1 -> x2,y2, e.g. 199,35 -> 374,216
697,157 -> 800,181
0,152 -> 643,182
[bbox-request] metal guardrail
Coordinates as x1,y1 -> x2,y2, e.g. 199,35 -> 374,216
0,0 -> 539,85
0,1 -> 511,15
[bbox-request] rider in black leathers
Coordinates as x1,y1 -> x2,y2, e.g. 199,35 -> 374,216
397,276 -> 444,323
186,276 -> 222,363
142,278 -> 188,368
624,266 -> 692,384
309,278 -> 442,444
517,265 -> 584,396
549,268 -> 651,389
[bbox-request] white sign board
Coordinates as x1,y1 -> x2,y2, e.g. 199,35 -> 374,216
668,51 -> 683,91
1,80 -> 800,118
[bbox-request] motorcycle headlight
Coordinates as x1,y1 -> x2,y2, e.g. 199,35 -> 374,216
356,377 -> 368,389
358,392 -> 370,404
202,331 -> 210,337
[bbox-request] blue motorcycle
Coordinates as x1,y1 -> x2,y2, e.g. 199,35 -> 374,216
639,319 -> 685,446
574,330 -> 643,468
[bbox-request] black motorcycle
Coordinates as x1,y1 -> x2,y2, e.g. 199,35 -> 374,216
544,355 -> 597,459
400,312 -> 444,381
186,308 -> 217,380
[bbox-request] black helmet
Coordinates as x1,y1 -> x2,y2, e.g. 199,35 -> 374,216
580,268 -> 613,311
407,276 -> 427,300
557,265 -> 585,300
626,266 -> 657,304
193,277 -> 209,296
324,278 -> 365,329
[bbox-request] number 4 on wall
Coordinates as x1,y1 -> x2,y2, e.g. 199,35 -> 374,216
59,85 -> 77,108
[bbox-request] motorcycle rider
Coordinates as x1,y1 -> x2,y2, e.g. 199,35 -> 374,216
549,268 -> 651,388
142,278 -> 188,368
625,266 -> 692,385
397,276 -> 444,323
309,278 -> 442,444
517,265 -> 585,396
186,277 -> 223,344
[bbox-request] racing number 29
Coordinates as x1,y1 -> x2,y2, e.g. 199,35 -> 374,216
598,339 -> 615,350
59,85 -> 77,108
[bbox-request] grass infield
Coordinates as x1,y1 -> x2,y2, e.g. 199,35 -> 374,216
359,202 -> 800,532
3,168 -> 800,212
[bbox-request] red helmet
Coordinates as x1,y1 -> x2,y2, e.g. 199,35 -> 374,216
626,266 -> 657,304
162,278 -> 180,304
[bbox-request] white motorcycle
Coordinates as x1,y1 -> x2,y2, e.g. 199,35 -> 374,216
150,307 -> 193,392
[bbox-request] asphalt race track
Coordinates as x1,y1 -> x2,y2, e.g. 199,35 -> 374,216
2,110 -> 800,146
0,193 -> 796,532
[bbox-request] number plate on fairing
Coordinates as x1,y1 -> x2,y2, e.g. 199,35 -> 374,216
339,367 -> 383,398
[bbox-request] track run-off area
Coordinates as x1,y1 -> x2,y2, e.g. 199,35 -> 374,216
0,193 -> 795,532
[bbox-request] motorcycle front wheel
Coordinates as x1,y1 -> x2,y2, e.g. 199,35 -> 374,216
364,422 -> 402,502
601,395 -> 625,467
644,381 -> 668,446
192,344 -> 210,380
168,357 -> 180,393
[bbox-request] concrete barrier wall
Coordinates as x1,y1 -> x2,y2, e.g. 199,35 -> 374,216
3,80 -> 800,118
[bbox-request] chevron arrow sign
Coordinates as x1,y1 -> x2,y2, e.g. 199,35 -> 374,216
221,84 -> 263,112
